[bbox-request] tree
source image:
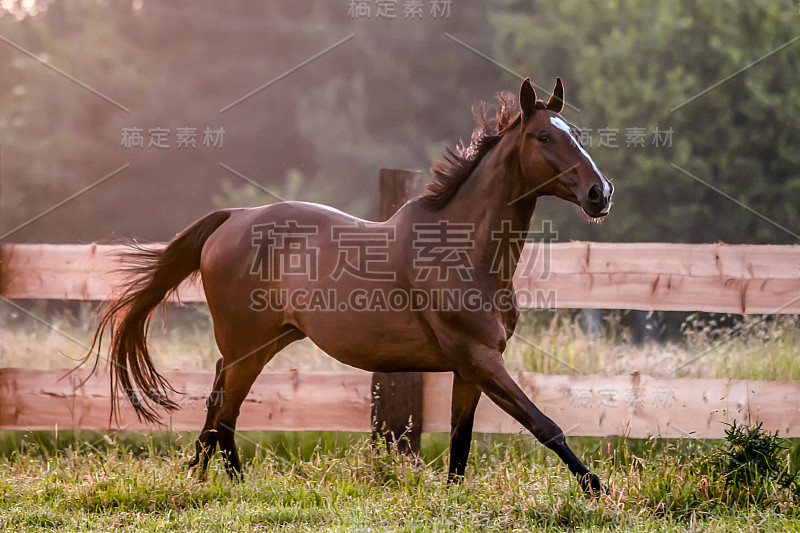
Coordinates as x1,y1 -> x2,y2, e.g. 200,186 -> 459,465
0,1 -> 506,241
492,0 -> 800,244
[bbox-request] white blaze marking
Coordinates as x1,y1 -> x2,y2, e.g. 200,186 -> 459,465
549,116 -> 612,198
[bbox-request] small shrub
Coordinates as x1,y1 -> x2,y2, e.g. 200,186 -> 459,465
706,421 -> 798,505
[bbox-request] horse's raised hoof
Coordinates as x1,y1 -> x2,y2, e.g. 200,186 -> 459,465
185,450 -> 211,481
186,462 -> 209,481
579,472 -> 607,497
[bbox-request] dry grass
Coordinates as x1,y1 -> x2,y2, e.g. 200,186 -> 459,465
2,303 -> 799,383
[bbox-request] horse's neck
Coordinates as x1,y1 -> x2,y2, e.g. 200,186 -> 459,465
437,133 -> 538,285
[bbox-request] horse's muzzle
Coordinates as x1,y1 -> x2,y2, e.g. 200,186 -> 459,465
582,182 -> 613,218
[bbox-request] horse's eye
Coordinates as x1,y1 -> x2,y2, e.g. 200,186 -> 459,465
537,132 -> 551,144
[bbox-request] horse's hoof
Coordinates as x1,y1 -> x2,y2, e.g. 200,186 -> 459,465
580,472 -> 607,497
185,458 -> 210,481
224,468 -> 244,483
447,473 -> 466,485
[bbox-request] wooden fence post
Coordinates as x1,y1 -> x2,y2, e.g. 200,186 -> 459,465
372,168 -> 426,455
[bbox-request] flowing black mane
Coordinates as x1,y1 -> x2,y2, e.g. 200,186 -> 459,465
422,93 -> 544,210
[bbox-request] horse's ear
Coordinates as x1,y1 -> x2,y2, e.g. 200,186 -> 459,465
546,77 -> 564,113
520,77 -> 537,117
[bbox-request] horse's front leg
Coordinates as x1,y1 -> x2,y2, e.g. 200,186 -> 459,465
448,374 -> 482,483
460,346 -> 605,495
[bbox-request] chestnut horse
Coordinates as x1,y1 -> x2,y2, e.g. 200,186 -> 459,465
88,78 -> 613,494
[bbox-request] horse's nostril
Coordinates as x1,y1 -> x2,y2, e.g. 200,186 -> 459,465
588,184 -> 602,202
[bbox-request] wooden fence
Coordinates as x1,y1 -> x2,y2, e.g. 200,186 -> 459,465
2,368 -> 799,439
3,241 -> 799,314
2,240 -> 800,438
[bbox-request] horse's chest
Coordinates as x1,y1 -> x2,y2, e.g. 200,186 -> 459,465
500,307 -> 520,340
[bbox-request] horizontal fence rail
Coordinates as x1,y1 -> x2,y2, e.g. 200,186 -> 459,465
2,369 -> 799,439
515,242 -> 800,314
2,242 -> 800,313
2,241 -> 799,436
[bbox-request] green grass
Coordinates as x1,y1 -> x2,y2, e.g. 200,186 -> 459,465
3,305 -> 800,530
1,431 -> 799,532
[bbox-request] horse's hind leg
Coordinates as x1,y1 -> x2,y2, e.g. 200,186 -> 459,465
213,353 -> 266,480
212,328 -> 305,480
187,357 -> 225,477
447,374 -> 481,483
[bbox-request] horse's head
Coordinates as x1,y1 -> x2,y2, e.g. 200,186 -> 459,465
517,78 -> 613,218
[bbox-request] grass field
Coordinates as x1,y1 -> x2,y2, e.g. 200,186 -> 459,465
2,305 -> 800,530
1,430 -> 799,532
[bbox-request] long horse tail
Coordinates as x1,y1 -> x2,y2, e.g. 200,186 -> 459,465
85,210 -> 232,424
